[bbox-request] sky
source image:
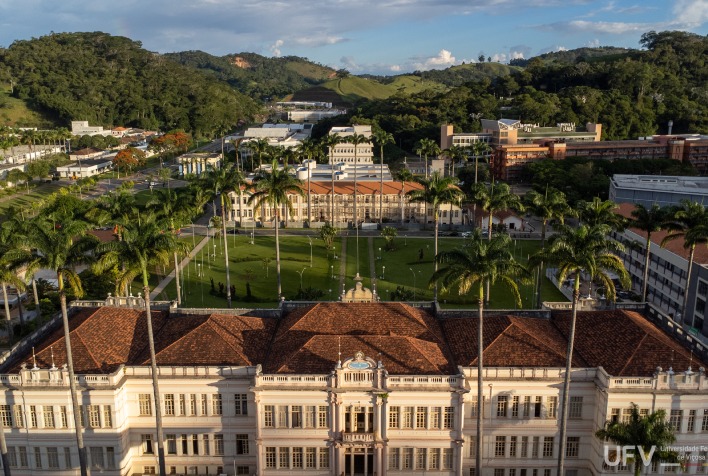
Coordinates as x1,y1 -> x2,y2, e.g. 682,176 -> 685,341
0,0 -> 707,75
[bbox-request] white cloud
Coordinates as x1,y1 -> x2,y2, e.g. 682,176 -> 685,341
543,20 -> 657,34
270,39 -> 283,57
672,0 -> 708,27
410,49 -> 457,71
586,38 -> 601,47
390,65 -> 402,72
293,35 -> 348,47
492,53 -> 507,62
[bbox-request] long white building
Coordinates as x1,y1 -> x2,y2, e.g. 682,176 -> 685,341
0,301 -> 705,476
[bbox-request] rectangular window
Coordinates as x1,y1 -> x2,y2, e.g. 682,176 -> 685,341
523,396 -> 531,418
167,435 -> 177,455
211,394 -> 222,415
669,410 -> 683,432
59,406 -> 67,428
6,447 -> 16,468
469,437 -> 476,457
521,436 -> 528,458
192,435 -> 199,455
416,407 -> 427,429
278,406 -> 288,428
318,406 -> 328,428
164,394 -> 175,416
0,405 -> 12,427
495,436 -> 506,457
292,447 -> 303,468
179,394 -> 186,415
47,447 -> 59,469
470,396 -> 478,417
403,406 -> 414,429
305,448 -> 316,469
389,448 -> 400,470
106,447 -> 115,470
190,394 -> 197,416
180,434 -> 188,455
543,437 -> 554,458
569,397 -> 583,419
566,437 -> 580,458
90,447 -> 104,470
236,466 -> 249,475
142,435 -> 154,455
305,406 -> 316,428
429,448 -> 439,469
442,448 -> 453,470
88,405 -> 100,428
622,408 -> 633,423
702,410 -> 708,431
688,410 -> 696,432
34,447 -> 42,469
78,405 -> 85,427
292,406 -> 302,428
611,408 -> 620,423
201,394 -> 208,415
494,470 -> 504,476
203,435 -> 210,456
19,447 -> 28,468
144,467 -> 156,474
319,448 -> 330,468
139,394 -> 152,416
497,396 -> 508,417
29,405 -> 38,428
511,396 -> 519,418
236,434 -> 249,455
214,435 -> 224,456
534,397 -> 542,418
430,407 -> 441,429
443,407 -> 454,429
389,406 -> 400,429
415,448 -> 426,470
532,437 -> 539,458
103,405 -> 112,428
547,396 -> 558,419
264,405 -> 274,427
265,448 -> 276,468
403,448 -> 414,469
234,394 -> 248,415
279,447 -> 290,469
509,436 -> 517,457
63,448 -> 71,469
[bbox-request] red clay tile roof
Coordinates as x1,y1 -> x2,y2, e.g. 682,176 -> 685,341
6,305 -> 704,377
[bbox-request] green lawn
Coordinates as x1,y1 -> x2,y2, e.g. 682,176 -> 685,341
0,182 -> 65,215
156,233 -> 568,310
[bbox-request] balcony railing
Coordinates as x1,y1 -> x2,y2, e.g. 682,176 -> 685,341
342,432 -> 375,443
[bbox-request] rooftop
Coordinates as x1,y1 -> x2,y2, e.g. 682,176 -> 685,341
611,174 -> 708,193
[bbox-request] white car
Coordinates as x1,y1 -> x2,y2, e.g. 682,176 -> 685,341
461,232 -> 472,238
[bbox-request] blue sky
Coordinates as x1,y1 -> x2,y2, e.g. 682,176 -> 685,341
0,0 -> 706,75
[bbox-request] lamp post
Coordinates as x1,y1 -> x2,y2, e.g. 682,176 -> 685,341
330,265 -> 334,279
308,236 -> 313,267
378,247 -> 382,260
409,268 -> 417,301
382,266 -> 385,280
296,267 -> 307,290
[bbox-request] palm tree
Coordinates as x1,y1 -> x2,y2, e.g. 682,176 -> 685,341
343,133 -> 369,227
596,403 -> 677,476
95,213 -> 187,476
28,218 -> 100,476
373,129 -> 394,225
470,141 -> 491,185
662,199 -> 708,322
203,164 -> 247,308
416,138 -> 440,179
396,168 -> 414,225
296,138 -> 320,225
408,172 -> 465,301
321,134 -> 343,224
531,224 -> 630,476
431,230 -> 527,476
577,197 -> 624,229
246,138 -> 270,171
629,204 -> 669,303
442,145 -> 465,178
247,160 -> 304,298
524,188 -> 575,307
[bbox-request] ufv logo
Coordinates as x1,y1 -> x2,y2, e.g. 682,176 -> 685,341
603,445 -> 656,467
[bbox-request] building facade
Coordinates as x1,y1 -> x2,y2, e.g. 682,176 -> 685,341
609,175 -> 708,208
328,126 -> 374,165
0,303 -> 705,476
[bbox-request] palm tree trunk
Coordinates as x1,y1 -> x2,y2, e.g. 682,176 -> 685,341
31,278 -> 39,306
307,170 -> 311,226
331,161 -> 336,224
682,244 -> 696,322
142,282 -> 166,476
59,279 -> 88,476
173,252 -> 181,305
475,289 -> 484,476
486,212 -> 493,303
641,234 -> 651,302
275,210 -> 282,298
557,276 -> 581,476
434,209 -> 439,302
221,196 -> 232,308
380,151 -> 384,226
535,221 -> 548,308
2,284 -> 13,343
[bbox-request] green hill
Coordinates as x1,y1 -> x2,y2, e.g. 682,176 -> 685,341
0,32 -> 261,136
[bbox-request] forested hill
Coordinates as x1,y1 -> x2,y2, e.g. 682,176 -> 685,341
0,32 -> 261,137
164,51 -> 336,101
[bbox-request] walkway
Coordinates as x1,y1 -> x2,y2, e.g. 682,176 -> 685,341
151,234 -> 211,300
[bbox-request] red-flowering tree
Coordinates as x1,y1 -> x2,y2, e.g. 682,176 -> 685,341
113,147 -> 147,173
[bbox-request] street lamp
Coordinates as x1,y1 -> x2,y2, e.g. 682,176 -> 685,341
308,236 -> 313,267
330,265 -> 334,279
296,267 -> 307,290
378,247 -> 382,260
382,266 -> 385,280
409,268 -> 417,301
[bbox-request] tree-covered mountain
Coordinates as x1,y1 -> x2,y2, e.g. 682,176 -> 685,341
164,50 -> 335,101
511,46 -> 634,66
0,32 -> 261,137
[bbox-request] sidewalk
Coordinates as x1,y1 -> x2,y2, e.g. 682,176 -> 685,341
150,234 -> 211,300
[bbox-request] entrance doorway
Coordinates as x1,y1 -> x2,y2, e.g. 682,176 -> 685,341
344,453 -> 374,476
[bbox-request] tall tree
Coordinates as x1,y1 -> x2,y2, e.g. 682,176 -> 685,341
28,218 -> 100,476
396,168 -> 414,225
247,160 -> 304,298
246,138 -> 270,171
321,134 -> 343,224
94,212 -> 187,476
373,128 -> 394,225
531,224 -> 629,476
662,199 -> 708,323
629,204 -> 669,303
203,164 -> 247,307
596,403 -> 678,476
577,197 -> 624,229
343,133 -> 369,274
431,230 -> 527,476
524,188 -> 575,307
407,172 -> 465,301
296,138 -> 320,225
416,138 -> 440,179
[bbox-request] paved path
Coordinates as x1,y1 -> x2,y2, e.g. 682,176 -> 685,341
151,234 -> 211,300
338,237 -> 347,295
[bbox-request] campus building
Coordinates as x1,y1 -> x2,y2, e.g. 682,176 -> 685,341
177,153 -> 223,177
609,175 -> 708,208
229,124 -> 314,165
328,126 -> 374,165
0,300 -> 705,476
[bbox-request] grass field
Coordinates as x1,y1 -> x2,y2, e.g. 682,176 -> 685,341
0,182 -> 65,214
156,234 -> 568,310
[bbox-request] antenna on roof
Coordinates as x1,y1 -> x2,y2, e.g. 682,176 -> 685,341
31,347 -> 38,370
